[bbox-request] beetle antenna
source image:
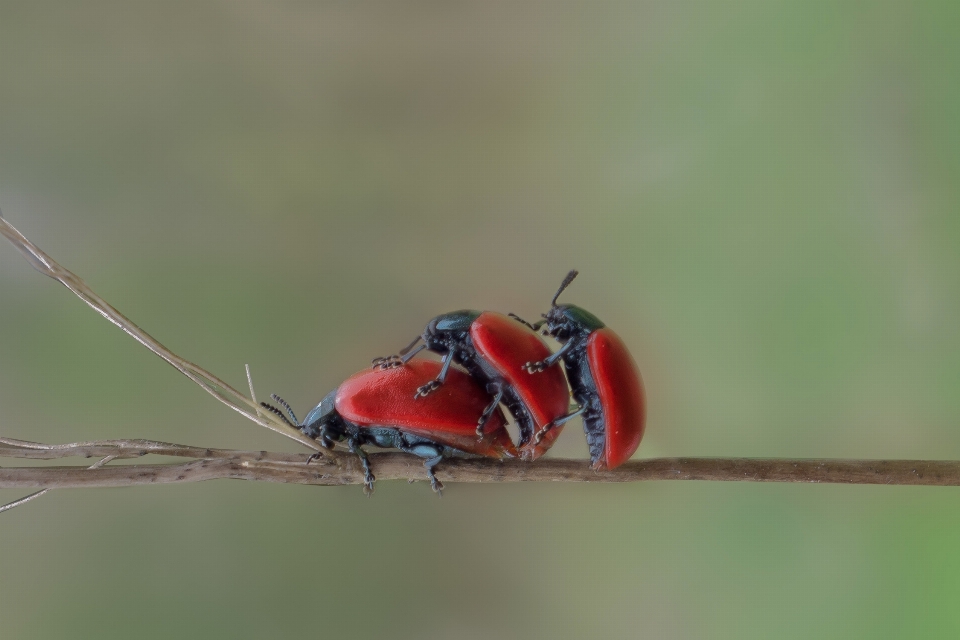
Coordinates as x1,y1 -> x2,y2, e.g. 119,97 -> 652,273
259,402 -> 295,427
398,334 -> 423,356
269,394 -> 300,425
551,270 -> 579,307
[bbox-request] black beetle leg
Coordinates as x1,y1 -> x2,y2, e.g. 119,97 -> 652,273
415,350 -> 455,398
535,405 -> 585,443
395,438 -> 445,497
398,334 -> 425,357
371,355 -> 403,370
523,337 -> 576,373
424,455 -> 444,496
509,313 -> 546,331
347,438 -> 375,495
306,430 -> 337,462
373,341 -> 429,370
477,382 -> 504,437
414,379 -> 441,398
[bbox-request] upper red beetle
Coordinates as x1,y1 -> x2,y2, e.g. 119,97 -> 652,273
373,309 -> 571,461
520,271 -> 646,470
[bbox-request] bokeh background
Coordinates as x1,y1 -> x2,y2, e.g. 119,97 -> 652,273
2,2 -> 959,638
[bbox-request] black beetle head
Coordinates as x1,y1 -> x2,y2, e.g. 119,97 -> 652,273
540,270 -> 605,340
421,310 -> 481,351
298,389 -> 338,439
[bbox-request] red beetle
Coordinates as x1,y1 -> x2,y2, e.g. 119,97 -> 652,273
373,310 -> 571,461
521,271 -> 646,470
262,359 -> 517,494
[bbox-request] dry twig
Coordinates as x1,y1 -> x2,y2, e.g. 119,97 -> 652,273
2,210 -> 959,511
0,212 -> 324,455
2,438 -> 960,488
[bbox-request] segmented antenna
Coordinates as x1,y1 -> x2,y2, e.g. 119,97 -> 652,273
260,402 -> 295,427
552,270 -> 579,306
269,394 -> 299,425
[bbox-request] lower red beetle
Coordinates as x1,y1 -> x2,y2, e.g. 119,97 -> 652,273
520,271 -> 646,470
262,359 -> 517,494
372,310 -> 571,461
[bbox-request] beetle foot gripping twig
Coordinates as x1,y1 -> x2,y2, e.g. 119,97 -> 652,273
347,439 -> 376,496
424,456 -> 444,497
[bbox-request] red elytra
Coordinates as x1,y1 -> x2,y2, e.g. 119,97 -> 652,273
469,311 -> 570,460
336,359 -> 517,459
586,328 -> 646,470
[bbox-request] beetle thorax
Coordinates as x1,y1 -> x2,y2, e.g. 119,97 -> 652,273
548,303 -> 604,336
422,330 -> 463,355
542,305 -> 576,342
424,309 -> 481,354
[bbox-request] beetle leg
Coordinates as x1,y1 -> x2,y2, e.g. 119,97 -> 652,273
398,334 -> 424,356
476,382 -> 504,437
523,337 -> 576,373
306,435 -> 336,461
535,405 -> 585,443
371,355 -> 403,370
371,338 -> 427,370
508,313 -> 546,331
304,426 -> 338,462
414,350 -> 454,398
423,455 -> 444,496
319,425 -> 339,451
372,345 -> 427,371
347,438 -> 375,495
395,439 -> 445,496
414,379 -> 441,398
400,342 -> 427,363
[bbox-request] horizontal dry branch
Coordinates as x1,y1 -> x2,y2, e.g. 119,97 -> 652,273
3,442 -> 960,489
4,212 -> 960,502
0,436 -> 250,461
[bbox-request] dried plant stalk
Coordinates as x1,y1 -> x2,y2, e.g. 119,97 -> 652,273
0,212 -> 324,455
2,210 -> 959,509
2,439 -> 960,489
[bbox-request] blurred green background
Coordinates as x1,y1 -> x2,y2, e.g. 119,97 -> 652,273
2,1 -> 960,638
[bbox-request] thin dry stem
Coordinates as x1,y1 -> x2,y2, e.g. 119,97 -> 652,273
0,454 -> 116,513
2,439 -> 960,489
3,210 -> 960,508
0,212 -> 326,456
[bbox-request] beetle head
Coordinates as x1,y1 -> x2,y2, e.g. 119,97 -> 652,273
298,389 -> 339,440
421,310 -> 481,351
540,270 -> 605,340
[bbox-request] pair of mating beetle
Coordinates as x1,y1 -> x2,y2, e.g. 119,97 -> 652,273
262,271 -> 646,494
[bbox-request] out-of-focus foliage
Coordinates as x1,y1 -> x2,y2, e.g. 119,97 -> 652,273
1,2 -> 959,638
